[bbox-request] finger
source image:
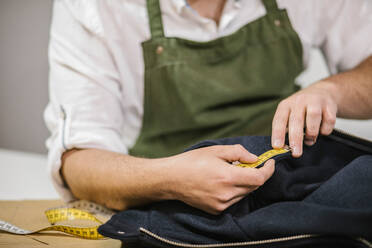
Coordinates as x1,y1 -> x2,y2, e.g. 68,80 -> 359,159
225,195 -> 247,208
228,183 -> 259,197
288,105 -> 305,157
214,144 -> 258,163
320,104 -> 337,135
304,106 -> 322,146
205,194 -> 247,215
272,101 -> 290,148
253,159 -> 275,185
232,159 -> 275,187
216,187 -> 255,204
214,186 -> 262,214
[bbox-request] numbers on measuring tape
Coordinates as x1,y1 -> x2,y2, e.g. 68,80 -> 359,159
0,200 -> 113,239
237,146 -> 291,168
45,208 -> 103,224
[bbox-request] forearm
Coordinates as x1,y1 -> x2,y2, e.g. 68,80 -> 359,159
61,149 -> 173,210
315,55 -> 372,119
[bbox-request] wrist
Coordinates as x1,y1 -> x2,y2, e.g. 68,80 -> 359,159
312,79 -> 342,107
145,156 -> 179,201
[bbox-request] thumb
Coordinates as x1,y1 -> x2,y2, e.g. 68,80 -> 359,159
256,159 -> 275,182
211,144 -> 258,163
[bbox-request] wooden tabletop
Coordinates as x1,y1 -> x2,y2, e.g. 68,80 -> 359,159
0,200 -> 121,248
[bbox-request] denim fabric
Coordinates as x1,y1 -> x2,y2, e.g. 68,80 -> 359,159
98,131 -> 372,247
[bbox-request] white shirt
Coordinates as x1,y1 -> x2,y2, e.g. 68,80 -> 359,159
45,0 -> 372,201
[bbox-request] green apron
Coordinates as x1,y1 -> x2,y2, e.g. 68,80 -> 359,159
130,0 -> 303,158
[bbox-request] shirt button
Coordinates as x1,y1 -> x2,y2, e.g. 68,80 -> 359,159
156,46 -> 164,54
274,19 -> 281,27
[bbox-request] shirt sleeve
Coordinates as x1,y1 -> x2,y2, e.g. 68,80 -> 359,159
44,0 -> 126,202
316,0 -> 372,73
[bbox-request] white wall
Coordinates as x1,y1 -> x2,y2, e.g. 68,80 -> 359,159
0,0 -> 52,154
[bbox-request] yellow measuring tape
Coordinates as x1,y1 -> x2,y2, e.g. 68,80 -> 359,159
237,146 -> 291,168
0,200 -> 114,239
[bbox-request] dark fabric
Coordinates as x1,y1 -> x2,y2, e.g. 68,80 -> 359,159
99,131 -> 372,247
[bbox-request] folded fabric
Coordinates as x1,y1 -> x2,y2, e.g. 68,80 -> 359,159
98,130 -> 372,248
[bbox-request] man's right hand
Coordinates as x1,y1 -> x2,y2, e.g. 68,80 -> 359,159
162,145 -> 275,214
62,145 -> 275,215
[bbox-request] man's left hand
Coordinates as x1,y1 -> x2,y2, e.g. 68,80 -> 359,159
271,82 -> 338,157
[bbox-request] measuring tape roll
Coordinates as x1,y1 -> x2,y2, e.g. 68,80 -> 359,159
0,200 -> 114,239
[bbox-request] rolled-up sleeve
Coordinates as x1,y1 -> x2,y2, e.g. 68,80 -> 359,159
44,1 -> 126,202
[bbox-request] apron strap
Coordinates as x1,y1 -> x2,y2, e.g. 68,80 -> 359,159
147,0 -> 165,38
262,0 -> 279,12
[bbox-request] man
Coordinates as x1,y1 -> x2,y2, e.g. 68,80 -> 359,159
45,0 -> 372,214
